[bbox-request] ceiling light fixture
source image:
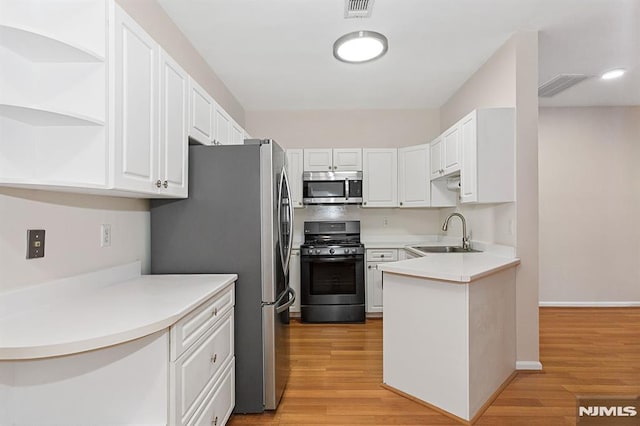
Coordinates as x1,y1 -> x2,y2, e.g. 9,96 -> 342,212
601,68 -> 626,80
333,30 -> 388,63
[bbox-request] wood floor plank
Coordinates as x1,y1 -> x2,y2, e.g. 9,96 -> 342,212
228,308 -> 640,425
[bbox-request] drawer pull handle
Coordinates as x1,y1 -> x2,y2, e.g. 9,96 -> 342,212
211,353 -> 217,363
155,179 -> 162,188
380,254 -> 385,258
163,180 -> 168,188
211,307 -> 218,317
212,415 -> 218,426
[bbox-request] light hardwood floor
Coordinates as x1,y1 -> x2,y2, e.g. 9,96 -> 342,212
229,308 -> 640,425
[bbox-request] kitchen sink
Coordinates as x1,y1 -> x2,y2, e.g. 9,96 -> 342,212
411,246 -> 482,253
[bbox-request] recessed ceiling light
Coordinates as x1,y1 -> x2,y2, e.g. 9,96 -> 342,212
601,69 -> 626,80
333,31 -> 388,63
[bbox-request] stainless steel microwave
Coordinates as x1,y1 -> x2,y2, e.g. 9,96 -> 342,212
302,171 -> 363,205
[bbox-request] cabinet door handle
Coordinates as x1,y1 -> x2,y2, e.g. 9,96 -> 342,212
334,166 -> 338,170
363,201 -> 367,205
368,265 -> 372,269
155,180 -> 162,188
328,165 -> 332,170
212,415 -> 218,426
163,180 -> 168,188
399,202 -> 403,206
210,353 -> 217,363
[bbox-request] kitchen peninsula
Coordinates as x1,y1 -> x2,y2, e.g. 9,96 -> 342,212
378,252 -> 520,423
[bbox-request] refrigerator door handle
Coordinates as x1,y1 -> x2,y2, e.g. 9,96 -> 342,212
277,167 -> 287,274
276,287 -> 296,314
282,166 -> 295,273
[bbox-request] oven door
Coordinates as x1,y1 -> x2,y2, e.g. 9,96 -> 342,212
300,254 -> 365,305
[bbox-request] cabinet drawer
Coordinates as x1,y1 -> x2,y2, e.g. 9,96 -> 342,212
188,358 -> 235,426
173,311 -> 234,425
171,285 -> 234,360
366,249 -> 398,262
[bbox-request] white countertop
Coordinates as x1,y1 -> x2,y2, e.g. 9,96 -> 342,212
0,264 -> 236,360
377,252 -> 520,283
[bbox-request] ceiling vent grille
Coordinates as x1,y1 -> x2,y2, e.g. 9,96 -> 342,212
344,0 -> 374,18
538,74 -> 590,97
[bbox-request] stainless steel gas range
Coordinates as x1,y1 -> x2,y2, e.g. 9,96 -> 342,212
300,220 -> 365,323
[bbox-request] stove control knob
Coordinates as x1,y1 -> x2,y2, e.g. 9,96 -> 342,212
329,248 -> 335,254
314,249 -> 320,255
344,248 -> 350,254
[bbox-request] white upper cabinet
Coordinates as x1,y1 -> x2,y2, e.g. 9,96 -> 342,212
303,148 -> 362,171
187,75 -> 246,147
188,77 -> 215,145
214,104 -> 232,145
460,108 -> 515,203
111,4 -> 159,194
332,148 -> 362,171
231,120 -> 244,145
112,5 -> 188,197
158,49 -> 188,197
362,148 -> 397,208
429,136 -> 444,180
442,124 -> 461,174
430,123 -> 461,180
303,149 -> 333,171
286,149 -> 304,208
398,144 -> 430,208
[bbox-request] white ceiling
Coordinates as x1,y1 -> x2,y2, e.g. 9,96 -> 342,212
158,0 -> 640,110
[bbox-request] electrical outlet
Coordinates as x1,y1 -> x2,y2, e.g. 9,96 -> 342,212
383,217 -> 389,227
101,224 -> 111,247
27,229 -> 45,259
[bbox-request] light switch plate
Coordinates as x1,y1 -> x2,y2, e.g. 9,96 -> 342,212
27,229 -> 45,259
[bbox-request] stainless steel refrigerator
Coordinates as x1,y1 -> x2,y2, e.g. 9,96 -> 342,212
150,139 -> 295,413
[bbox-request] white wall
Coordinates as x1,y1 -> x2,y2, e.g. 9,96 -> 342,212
0,189 -> 149,293
246,109 -> 441,149
246,109 -> 445,238
539,107 -> 640,304
439,32 -> 540,368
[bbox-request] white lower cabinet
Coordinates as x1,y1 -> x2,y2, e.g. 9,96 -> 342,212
189,360 -> 235,426
170,286 -> 236,426
289,249 -> 301,313
366,249 -> 398,313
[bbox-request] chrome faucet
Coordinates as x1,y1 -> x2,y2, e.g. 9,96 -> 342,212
442,213 -> 470,250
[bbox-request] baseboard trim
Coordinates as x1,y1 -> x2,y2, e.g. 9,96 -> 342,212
539,301 -> 640,307
382,371 -> 519,425
516,361 -> 543,371
381,383 -> 471,425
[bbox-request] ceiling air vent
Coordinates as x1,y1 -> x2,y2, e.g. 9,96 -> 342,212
538,74 -> 590,97
344,0 -> 374,18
